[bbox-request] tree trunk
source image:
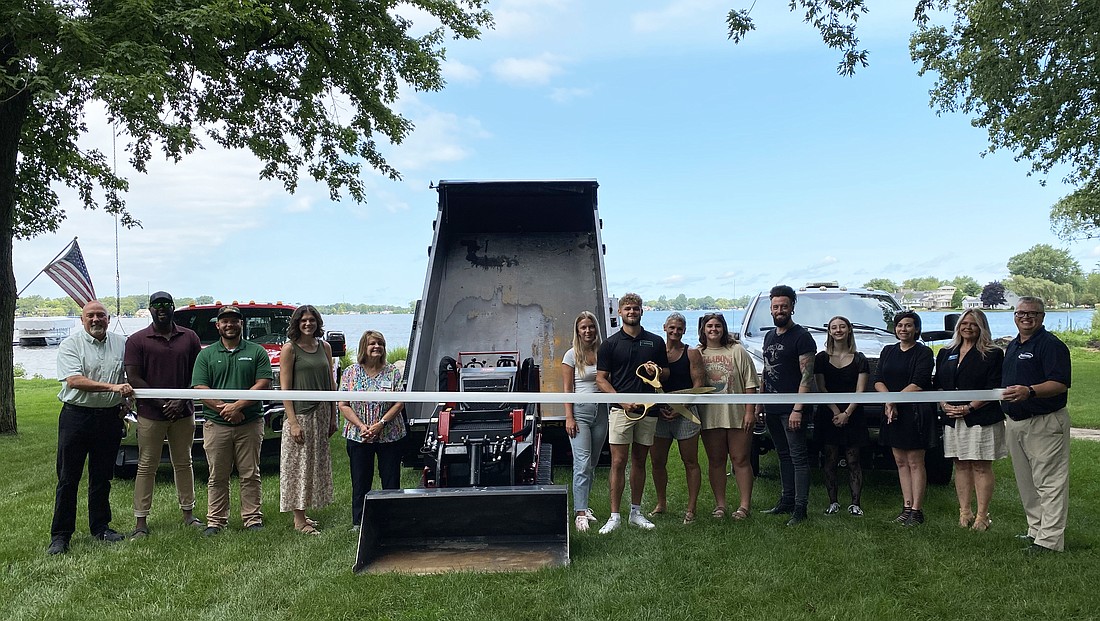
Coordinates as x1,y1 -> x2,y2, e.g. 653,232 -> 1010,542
0,34 -> 31,435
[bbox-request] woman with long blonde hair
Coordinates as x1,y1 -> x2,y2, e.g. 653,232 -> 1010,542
563,311 -> 607,533
933,308 -> 1006,531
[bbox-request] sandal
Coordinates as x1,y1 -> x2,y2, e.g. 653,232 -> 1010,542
683,511 -> 696,525
129,527 -> 149,540
295,523 -> 321,536
305,517 -> 320,528
711,506 -> 727,519
184,517 -> 205,529
647,507 -> 666,518
731,507 -> 750,520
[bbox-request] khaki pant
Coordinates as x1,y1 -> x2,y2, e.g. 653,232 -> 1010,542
134,415 -> 197,516
1005,408 -> 1071,551
203,418 -> 264,528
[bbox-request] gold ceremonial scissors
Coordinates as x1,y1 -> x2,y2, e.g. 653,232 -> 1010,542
627,364 -> 715,423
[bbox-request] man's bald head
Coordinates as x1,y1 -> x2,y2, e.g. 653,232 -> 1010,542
81,300 -> 110,340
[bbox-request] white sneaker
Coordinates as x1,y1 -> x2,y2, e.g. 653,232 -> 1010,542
585,508 -> 598,524
598,514 -> 622,534
575,515 -> 589,533
825,502 -> 841,515
628,510 -> 656,530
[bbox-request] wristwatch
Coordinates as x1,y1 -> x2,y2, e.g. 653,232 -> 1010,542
1027,386 -> 1037,399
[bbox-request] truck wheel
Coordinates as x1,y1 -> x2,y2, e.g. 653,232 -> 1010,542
925,446 -> 953,485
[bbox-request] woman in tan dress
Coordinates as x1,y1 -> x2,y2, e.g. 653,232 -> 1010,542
279,305 -> 337,535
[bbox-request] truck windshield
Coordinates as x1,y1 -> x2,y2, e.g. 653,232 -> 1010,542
743,293 -> 902,337
173,307 -> 294,346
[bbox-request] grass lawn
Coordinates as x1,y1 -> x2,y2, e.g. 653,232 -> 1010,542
3,378 -> 1099,621
1069,348 -> 1100,428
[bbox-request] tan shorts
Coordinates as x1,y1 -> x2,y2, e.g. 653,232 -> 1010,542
608,407 -> 657,446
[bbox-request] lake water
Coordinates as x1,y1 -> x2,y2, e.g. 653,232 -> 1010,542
13,308 -> 1095,379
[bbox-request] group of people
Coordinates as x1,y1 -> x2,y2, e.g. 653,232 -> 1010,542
46,293 -> 404,555
46,289 -> 1074,556
562,290 -> 1073,554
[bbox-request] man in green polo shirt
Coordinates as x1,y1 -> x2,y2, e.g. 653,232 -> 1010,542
192,305 -> 273,535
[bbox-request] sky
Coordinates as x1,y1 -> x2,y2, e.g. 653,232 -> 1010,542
13,1 -> 1100,307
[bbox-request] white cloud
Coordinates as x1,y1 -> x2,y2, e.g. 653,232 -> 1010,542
550,86 -> 593,103
490,0 -> 575,38
284,196 -> 313,213
443,59 -> 481,84
1090,245 -> 1100,257
388,98 -> 491,171
630,0 -> 727,35
492,53 -> 567,86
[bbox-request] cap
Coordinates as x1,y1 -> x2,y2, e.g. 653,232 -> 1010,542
217,305 -> 243,319
149,291 -> 174,305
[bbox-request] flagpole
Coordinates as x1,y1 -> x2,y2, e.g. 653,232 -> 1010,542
15,237 -> 77,298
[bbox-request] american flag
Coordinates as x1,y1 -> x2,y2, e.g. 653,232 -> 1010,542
44,239 -> 96,307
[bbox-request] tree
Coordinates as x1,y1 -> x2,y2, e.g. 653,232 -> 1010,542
0,1 -> 492,435
981,281 -> 1006,308
728,2 -> 1100,241
863,278 -> 898,292
902,276 -> 942,292
1006,244 -> 1082,287
1050,182 -> 1100,241
1077,272 -> 1100,307
950,288 -> 964,309
948,275 -> 981,297
1004,275 -> 1074,308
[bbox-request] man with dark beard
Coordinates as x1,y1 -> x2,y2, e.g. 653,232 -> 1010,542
48,300 -> 133,555
124,291 -> 203,538
760,285 -> 817,526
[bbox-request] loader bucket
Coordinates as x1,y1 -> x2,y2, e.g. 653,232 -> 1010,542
354,485 -> 569,574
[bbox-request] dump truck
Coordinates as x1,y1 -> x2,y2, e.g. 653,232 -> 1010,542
354,179 -> 614,574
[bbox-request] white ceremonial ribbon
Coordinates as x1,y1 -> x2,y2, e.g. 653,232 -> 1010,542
135,388 -> 1005,405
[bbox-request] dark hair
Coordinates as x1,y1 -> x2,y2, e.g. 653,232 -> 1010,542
769,285 -> 797,306
288,305 -> 325,340
698,312 -> 735,350
893,310 -> 922,339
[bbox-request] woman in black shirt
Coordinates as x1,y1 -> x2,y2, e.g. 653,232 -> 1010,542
814,316 -> 870,517
875,311 -> 934,526
934,308 -> 1006,531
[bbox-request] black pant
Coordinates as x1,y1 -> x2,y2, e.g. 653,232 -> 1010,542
347,439 -> 402,526
51,403 -> 124,539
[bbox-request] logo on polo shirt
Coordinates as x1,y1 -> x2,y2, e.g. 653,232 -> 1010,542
1018,352 -> 1034,360
239,357 -> 254,361
639,340 -> 655,348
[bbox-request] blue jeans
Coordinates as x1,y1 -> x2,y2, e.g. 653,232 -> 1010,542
569,403 -> 608,513
766,410 -> 810,509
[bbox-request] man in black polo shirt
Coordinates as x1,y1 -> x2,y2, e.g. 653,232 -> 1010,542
760,285 -> 817,526
1001,296 -> 1071,553
595,294 -> 669,534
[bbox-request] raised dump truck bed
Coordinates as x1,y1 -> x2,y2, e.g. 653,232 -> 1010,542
405,179 -> 613,423
356,180 -> 612,574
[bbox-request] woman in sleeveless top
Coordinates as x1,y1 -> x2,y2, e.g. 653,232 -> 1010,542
279,305 -> 336,535
338,330 -> 406,530
563,311 -> 607,533
648,313 -> 704,524
698,312 -> 759,521
814,316 -> 870,517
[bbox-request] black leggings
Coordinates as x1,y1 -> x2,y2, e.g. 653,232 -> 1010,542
822,444 -> 863,506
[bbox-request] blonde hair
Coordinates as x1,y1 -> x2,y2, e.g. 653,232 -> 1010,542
571,311 -> 602,371
356,330 -> 387,366
948,308 -> 997,359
